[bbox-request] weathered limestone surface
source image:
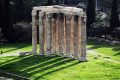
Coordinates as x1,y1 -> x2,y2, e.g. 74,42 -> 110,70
78,16 -> 82,58
73,16 -> 79,59
65,14 -> 72,58
32,10 -> 37,54
39,12 -> 45,55
46,13 -> 52,57
44,14 -> 47,53
51,13 -> 57,54
58,13 -> 64,56
80,15 -> 88,62
31,5 -> 87,61
56,15 -> 59,53
71,15 -> 74,56
63,15 -> 66,54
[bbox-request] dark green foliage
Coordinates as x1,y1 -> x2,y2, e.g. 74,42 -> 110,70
89,21 -> 110,38
12,0 -> 33,23
14,0 -> 25,22
2,0 -> 15,42
13,22 -> 32,42
110,0 -> 119,31
77,3 -> 86,11
0,0 -> 4,28
56,0 -> 60,5
45,0 -> 55,5
45,0 -> 70,6
87,0 -> 95,29
64,0 -> 70,6
1,0 -> 34,42
111,27 -> 120,40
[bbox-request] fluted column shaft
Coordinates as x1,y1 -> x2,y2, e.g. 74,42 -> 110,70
51,13 -> 57,54
56,15 -> 59,52
32,10 -> 37,54
46,13 -> 52,57
39,12 -> 45,55
80,16 -> 88,61
58,13 -> 64,56
65,14 -> 72,58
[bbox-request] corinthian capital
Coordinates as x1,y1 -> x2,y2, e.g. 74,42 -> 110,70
82,16 -> 86,23
32,10 -> 37,17
39,12 -> 45,19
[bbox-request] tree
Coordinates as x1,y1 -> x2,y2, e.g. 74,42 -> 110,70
64,0 -> 70,6
46,0 -> 55,5
56,0 -> 60,5
87,0 -> 95,29
2,0 -> 15,42
109,0 -> 119,31
14,0 -> 25,22
0,0 -> 4,28
46,0 -> 70,6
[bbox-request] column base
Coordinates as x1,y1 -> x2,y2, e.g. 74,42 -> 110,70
58,53 -> 64,56
39,51 -> 45,56
30,51 -> 37,55
65,54 -> 72,58
73,56 -> 79,60
51,52 -> 56,55
79,57 -> 88,62
51,50 -> 56,54
45,51 -> 51,57
39,53 -> 45,56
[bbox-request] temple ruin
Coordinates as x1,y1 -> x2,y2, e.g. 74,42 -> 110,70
31,5 -> 87,62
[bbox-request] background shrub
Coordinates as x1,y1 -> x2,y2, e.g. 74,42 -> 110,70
14,22 -> 32,42
111,27 -> 120,40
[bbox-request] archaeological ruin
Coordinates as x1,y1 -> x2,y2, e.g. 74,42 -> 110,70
31,5 -> 87,62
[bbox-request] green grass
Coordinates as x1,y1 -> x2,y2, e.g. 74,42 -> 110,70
0,54 -> 120,80
0,42 -> 38,54
0,39 -> 120,80
87,39 -> 120,62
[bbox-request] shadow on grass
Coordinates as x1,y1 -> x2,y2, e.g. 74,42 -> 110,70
113,52 -> 120,56
87,39 -> 120,56
35,61 -> 80,80
112,47 -> 120,56
87,39 -> 109,50
0,54 -> 81,80
0,42 -> 31,54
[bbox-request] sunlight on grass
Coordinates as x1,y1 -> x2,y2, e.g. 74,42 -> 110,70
0,43 -> 40,54
0,54 -> 120,80
87,39 -> 120,62
0,40 -> 120,80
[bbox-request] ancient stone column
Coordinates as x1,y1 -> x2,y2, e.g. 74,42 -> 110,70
71,15 -> 74,55
73,16 -> 81,59
80,15 -> 88,61
56,15 -> 59,53
45,13 -> 52,57
65,14 -> 72,58
58,13 -> 64,56
51,13 -> 57,54
73,16 -> 79,59
63,15 -> 66,54
44,13 -> 47,53
78,16 -> 82,58
32,10 -> 37,54
39,12 -> 45,55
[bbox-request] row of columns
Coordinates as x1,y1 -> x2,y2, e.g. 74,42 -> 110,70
32,10 -> 87,61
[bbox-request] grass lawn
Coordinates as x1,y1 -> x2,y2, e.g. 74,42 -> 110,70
87,39 -> 120,62
0,42 -> 33,54
0,39 -> 120,80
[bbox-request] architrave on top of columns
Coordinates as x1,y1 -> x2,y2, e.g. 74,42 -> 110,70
32,5 -> 84,17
